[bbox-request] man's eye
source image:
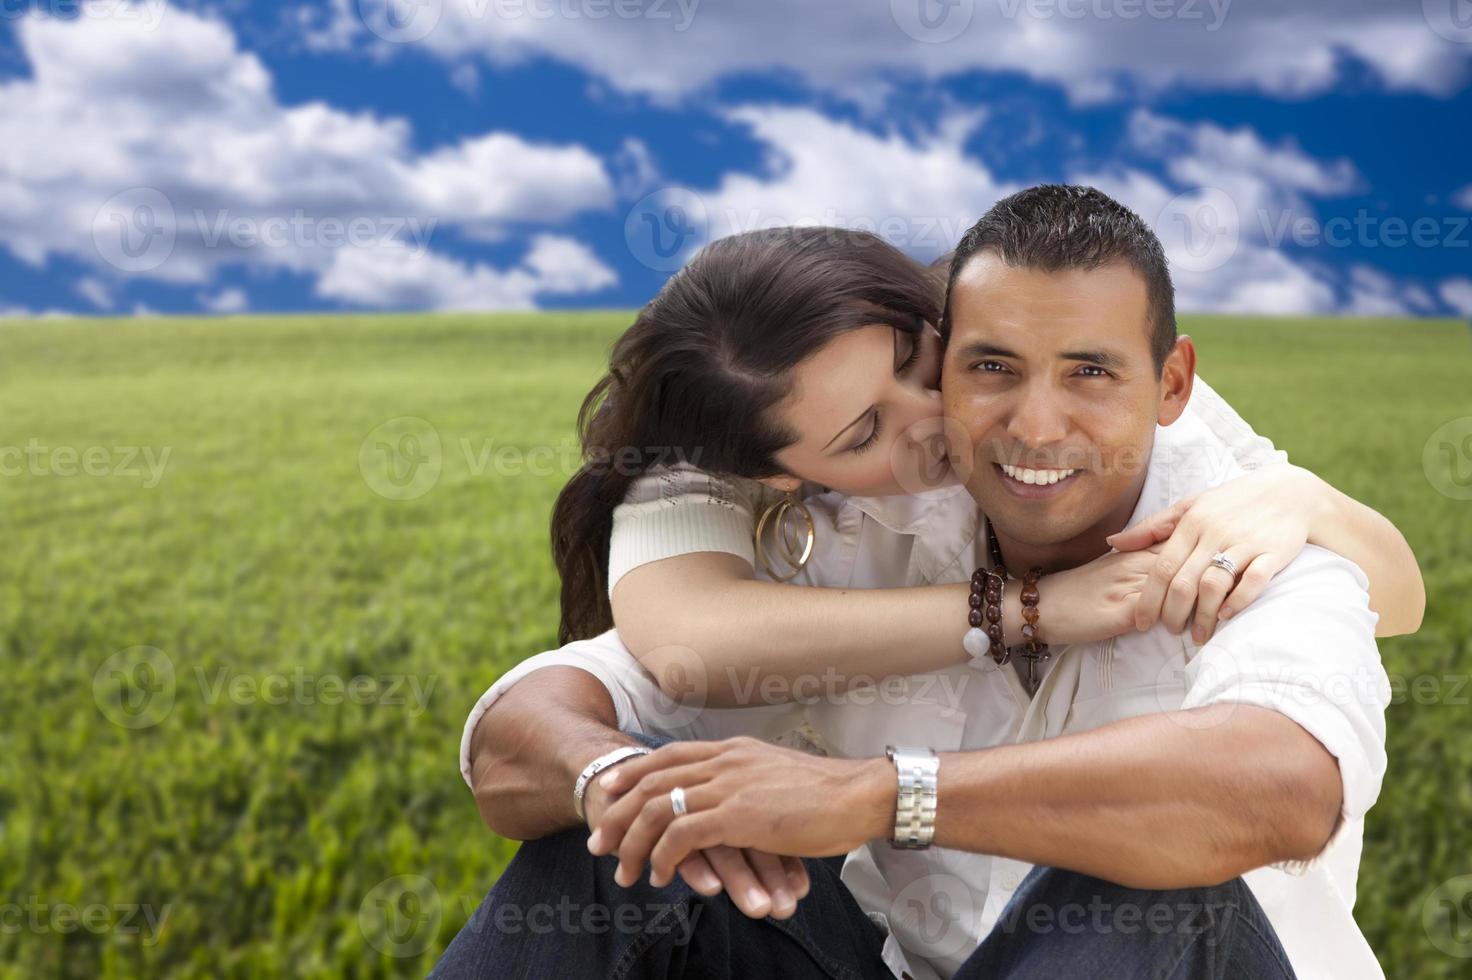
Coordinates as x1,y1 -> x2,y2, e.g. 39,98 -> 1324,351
1076,366 -> 1110,378
973,360 -> 1008,373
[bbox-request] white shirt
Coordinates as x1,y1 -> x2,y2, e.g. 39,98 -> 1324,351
461,383 -> 1387,979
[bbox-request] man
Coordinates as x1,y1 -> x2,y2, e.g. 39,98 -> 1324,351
432,186 -> 1390,979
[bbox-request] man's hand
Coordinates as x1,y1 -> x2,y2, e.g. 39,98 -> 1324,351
582,761 -> 814,919
587,737 -> 890,897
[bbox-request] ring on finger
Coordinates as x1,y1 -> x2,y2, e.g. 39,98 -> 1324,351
1208,552 -> 1239,580
670,786 -> 688,817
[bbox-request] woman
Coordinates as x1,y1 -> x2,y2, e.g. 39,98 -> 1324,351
547,227 -> 1422,708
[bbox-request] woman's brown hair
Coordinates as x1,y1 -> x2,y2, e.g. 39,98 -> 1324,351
551,227 -> 943,643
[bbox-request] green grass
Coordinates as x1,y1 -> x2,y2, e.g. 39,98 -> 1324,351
1,311 -> 1468,978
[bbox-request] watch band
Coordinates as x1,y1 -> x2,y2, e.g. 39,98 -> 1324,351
573,745 -> 650,822
885,744 -> 939,849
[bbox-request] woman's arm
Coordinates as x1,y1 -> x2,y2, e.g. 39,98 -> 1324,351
1311,476 -> 1425,635
614,553 -> 975,705
612,548 -> 1175,707
1111,464 -> 1425,639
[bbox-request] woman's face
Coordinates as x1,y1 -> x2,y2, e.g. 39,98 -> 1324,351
763,320 -> 951,498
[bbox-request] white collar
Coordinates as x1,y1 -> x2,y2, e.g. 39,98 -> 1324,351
1124,409 -> 1247,532
813,479 -> 977,535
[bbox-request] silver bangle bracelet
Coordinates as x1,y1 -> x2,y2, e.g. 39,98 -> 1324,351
572,745 -> 650,822
885,744 -> 939,849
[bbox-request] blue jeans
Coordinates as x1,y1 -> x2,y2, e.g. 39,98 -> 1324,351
430,733 -> 1295,980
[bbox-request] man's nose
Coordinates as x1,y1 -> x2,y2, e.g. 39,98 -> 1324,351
1004,382 -> 1069,450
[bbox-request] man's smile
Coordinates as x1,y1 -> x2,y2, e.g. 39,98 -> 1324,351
994,462 -> 1084,499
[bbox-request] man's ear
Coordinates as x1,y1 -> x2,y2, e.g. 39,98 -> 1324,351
755,474 -> 803,494
1157,336 -> 1196,427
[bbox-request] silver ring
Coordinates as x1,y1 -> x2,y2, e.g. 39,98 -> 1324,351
1208,552 -> 1239,580
670,786 -> 688,817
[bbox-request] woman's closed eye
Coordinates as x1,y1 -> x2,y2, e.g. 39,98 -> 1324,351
896,333 -> 922,374
851,410 -> 882,455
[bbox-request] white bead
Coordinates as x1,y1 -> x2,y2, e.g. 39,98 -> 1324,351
962,626 -> 991,660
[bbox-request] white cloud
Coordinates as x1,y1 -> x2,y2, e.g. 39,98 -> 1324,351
299,0 -> 361,53
74,276 -> 113,310
0,304 -> 75,319
0,5 -> 616,309
1128,111 -> 1361,207
1441,278 -> 1472,318
449,63 -> 480,96
611,138 -> 661,199
316,235 -> 615,310
689,106 -> 1009,262
664,104 -> 1430,318
1343,265 -> 1416,318
200,287 -> 250,314
1075,113 -> 1423,317
1072,167 -> 1337,316
333,0 -> 1471,105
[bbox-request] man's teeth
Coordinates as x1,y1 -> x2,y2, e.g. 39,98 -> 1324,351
999,464 -> 1078,486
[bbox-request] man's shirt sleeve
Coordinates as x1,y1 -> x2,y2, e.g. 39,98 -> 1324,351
458,630 -> 807,789
1179,545 -> 1391,862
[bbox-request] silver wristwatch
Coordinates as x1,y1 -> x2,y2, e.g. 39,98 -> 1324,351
573,746 -> 649,822
885,744 -> 939,849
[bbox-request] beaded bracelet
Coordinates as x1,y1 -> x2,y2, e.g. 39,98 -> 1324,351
984,569 -> 1008,663
1020,567 -> 1048,674
965,519 -> 1050,678
963,567 -> 1010,666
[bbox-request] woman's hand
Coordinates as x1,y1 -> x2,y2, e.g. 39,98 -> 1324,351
1106,464 -> 1323,643
583,764 -> 812,920
1037,545 -> 1165,645
586,738 -> 888,904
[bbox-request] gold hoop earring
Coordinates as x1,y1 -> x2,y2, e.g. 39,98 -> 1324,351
754,490 -> 816,582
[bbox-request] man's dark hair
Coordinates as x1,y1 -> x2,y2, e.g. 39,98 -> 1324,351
942,184 -> 1177,373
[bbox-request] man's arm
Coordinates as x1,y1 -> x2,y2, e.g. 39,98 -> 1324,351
461,634 -> 817,919
593,703 -> 1343,892
467,661 -> 812,920
470,665 -> 644,842
870,544 -> 1387,889
856,704 -> 1342,889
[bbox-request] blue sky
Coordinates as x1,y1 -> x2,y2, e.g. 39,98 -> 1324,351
0,0 -> 1470,319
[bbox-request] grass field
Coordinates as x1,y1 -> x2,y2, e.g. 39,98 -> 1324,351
2,311 -> 1469,978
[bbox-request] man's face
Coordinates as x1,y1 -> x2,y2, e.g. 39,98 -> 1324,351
941,253 -> 1190,550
